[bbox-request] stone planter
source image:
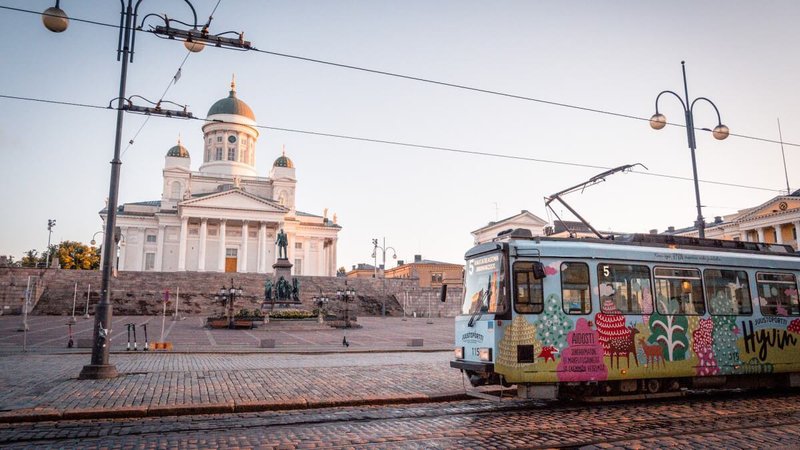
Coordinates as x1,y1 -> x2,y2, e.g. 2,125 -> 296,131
206,318 -> 229,329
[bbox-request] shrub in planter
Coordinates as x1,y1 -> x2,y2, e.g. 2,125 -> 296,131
268,309 -> 315,319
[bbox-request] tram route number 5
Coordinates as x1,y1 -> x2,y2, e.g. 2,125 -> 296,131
602,265 -> 610,277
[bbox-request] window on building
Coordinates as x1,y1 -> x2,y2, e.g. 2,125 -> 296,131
146,234 -> 157,243
294,259 -> 302,274
757,272 -> 799,316
205,148 -> 210,162
216,136 -> 222,143
514,262 -> 544,314
228,148 -> 235,161
170,181 -> 181,199
215,147 -> 223,160
597,263 -> 652,314
208,137 -> 212,144
144,253 -> 155,270
431,272 -> 443,284
226,248 -> 238,257
295,242 -> 303,249
561,262 -> 591,314
704,269 -> 752,315
654,267 -> 705,315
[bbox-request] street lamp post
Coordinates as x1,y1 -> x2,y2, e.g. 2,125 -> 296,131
313,290 -> 329,324
650,61 -> 730,239
371,238 -> 396,317
336,284 -> 356,329
42,0 -> 250,380
46,219 -> 56,268
214,279 -> 243,329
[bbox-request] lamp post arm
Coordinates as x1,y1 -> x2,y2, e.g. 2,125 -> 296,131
690,97 -> 724,126
654,90 -> 687,114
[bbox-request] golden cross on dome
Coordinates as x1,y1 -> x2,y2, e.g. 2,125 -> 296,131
282,144 -> 286,156
231,74 -> 236,92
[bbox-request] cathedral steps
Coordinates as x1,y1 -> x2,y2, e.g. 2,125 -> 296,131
0,268 -> 463,317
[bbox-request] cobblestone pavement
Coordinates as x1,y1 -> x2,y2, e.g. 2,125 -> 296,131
1,391 -> 798,448
0,316 -> 453,352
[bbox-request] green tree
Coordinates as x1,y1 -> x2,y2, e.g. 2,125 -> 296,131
21,249 -> 38,267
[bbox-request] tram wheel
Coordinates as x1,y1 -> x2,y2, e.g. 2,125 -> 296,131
644,379 -> 661,394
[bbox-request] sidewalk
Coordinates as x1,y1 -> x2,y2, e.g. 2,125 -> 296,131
0,317 -> 483,423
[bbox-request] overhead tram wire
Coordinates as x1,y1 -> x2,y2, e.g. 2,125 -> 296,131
4,4 -> 799,150
121,0 -> 224,158
188,115 -> 784,194
0,5 -> 119,29
0,91 -> 786,193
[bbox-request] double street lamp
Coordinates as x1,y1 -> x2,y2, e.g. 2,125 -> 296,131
371,237 -> 396,317
41,0 -> 250,379
313,290 -> 329,324
650,61 -> 729,239
214,279 -> 243,329
336,285 -> 356,329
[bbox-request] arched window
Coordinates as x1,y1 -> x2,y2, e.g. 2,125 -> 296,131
170,181 -> 181,199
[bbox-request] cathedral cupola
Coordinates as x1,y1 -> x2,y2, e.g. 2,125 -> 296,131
199,76 -> 260,177
165,136 -> 191,169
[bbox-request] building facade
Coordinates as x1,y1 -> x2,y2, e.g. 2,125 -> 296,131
668,190 -> 800,250
102,81 -> 341,275
384,255 -> 464,288
471,210 -> 548,245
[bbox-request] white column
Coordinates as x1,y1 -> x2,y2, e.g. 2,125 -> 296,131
118,226 -> 128,271
198,218 -> 208,272
257,222 -> 266,273
740,230 -> 749,242
177,217 -> 188,271
795,221 -> 800,247
317,239 -> 325,276
302,238 -> 310,276
137,227 -> 146,271
757,227 -> 766,243
774,225 -> 783,244
218,219 -> 227,272
330,238 -> 338,276
155,224 -> 165,271
240,221 -> 249,273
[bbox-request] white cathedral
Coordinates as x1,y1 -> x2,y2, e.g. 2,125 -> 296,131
101,80 -> 341,276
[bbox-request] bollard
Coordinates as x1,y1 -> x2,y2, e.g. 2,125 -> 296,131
132,323 -> 138,351
141,323 -> 149,351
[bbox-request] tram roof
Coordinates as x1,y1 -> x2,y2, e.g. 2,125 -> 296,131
466,232 -> 800,270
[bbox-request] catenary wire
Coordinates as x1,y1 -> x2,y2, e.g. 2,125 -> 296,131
3,4 -> 799,150
0,5 -> 119,29
0,91 -> 786,194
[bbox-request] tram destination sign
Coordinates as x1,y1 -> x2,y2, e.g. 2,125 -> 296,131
652,252 -> 723,264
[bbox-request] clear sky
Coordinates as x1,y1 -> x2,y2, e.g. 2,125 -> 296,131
1,1 -> 798,271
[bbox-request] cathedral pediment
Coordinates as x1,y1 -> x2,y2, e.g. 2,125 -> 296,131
180,189 -> 288,213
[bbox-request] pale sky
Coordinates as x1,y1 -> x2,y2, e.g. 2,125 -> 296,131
1,1 -> 798,270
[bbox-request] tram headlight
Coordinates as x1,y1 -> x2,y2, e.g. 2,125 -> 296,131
478,347 -> 493,362
454,347 -> 464,359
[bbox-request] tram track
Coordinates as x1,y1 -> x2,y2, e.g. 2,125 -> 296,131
2,390 -> 798,447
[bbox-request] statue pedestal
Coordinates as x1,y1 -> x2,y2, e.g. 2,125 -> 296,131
272,258 -> 292,280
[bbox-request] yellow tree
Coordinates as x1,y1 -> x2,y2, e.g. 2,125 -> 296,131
57,241 -> 99,270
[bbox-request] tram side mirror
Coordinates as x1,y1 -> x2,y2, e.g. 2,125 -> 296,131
439,284 -> 448,302
532,262 -> 546,280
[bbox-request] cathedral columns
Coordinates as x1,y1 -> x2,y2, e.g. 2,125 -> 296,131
257,221 -> 266,273
218,219 -> 227,272
178,217 -> 189,271
331,238 -> 338,276
757,227 -> 766,243
198,218 -> 208,271
317,239 -> 325,277
118,226 -> 128,271
240,221 -> 249,273
155,224 -> 165,271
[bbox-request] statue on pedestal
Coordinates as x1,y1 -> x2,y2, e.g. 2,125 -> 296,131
292,278 -> 300,302
276,228 -> 288,259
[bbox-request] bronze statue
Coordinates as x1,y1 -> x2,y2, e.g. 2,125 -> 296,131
276,276 -> 291,300
292,278 -> 300,302
276,228 -> 288,259
264,279 -> 273,302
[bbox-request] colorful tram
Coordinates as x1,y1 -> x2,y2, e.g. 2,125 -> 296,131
450,230 -> 800,399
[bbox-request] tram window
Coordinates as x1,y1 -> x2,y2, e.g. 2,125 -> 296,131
704,269 -> 752,315
561,262 -> 591,315
597,263 -> 652,314
654,267 -> 705,315
514,262 -> 544,314
756,272 -> 799,316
